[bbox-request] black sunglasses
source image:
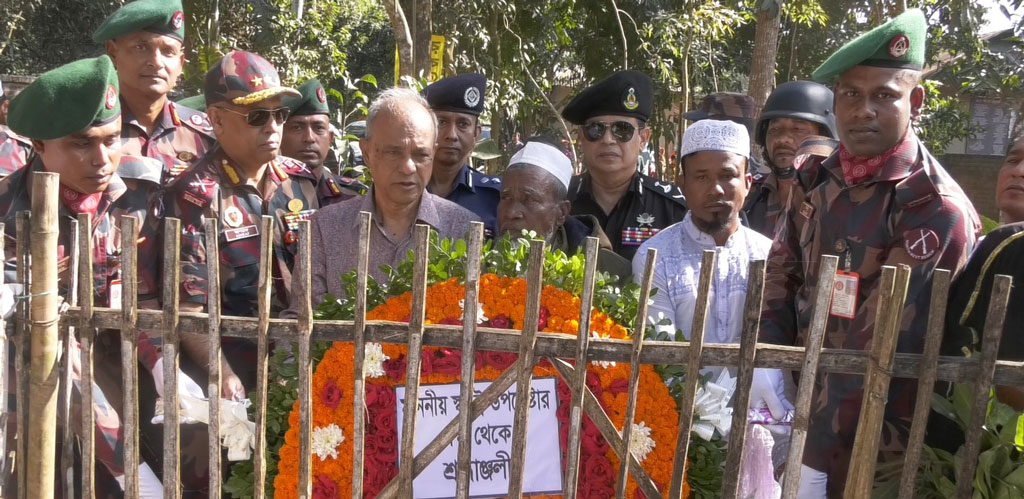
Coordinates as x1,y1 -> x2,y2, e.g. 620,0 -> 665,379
220,106 -> 291,127
582,121 -> 640,143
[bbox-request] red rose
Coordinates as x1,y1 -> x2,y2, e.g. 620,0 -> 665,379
438,318 -> 462,326
585,371 -> 603,397
320,380 -> 343,410
607,378 -> 629,394
383,356 -> 406,381
371,429 -> 398,462
312,474 -> 338,499
538,306 -> 550,330
581,454 -> 614,498
482,351 -> 517,370
488,314 -> 511,329
431,349 -> 462,376
580,420 -> 609,455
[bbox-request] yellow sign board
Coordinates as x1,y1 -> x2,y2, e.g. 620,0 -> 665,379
394,35 -> 446,86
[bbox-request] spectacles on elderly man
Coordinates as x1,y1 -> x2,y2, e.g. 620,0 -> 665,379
582,120 -> 641,143
219,106 -> 291,127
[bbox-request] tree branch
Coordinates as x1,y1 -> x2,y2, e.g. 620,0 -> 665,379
610,0 -> 629,69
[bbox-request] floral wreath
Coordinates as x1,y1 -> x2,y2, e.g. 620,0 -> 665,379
273,275 -> 687,498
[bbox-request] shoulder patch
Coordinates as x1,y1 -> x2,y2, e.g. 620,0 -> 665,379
644,176 -> 686,204
276,156 -> 316,181
177,107 -> 215,136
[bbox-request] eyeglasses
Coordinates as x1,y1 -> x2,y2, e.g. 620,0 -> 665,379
219,106 -> 291,127
582,121 -> 640,143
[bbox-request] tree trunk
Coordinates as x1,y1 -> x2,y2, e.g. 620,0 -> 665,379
748,0 -> 782,115
383,0 -> 415,84
413,0 -> 432,78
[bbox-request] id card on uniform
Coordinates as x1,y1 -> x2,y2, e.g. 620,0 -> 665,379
109,279 -> 122,309
830,271 -> 859,319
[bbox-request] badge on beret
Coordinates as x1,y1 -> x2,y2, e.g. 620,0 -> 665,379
623,87 -> 639,111
888,34 -> 910,58
105,85 -> 117,110
904,228 -> 940,261
316,86 -> 327,104
464,87 -> 481,108
224,206 -> 244,228
171,11 -> 184,30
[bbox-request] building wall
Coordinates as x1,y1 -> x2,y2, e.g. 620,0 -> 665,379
940,154 -> 1003,220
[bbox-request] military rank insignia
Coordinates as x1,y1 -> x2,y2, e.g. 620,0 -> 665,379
622,212 -> 658,246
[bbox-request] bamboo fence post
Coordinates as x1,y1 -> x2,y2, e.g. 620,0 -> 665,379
0,223 -> 6,497
615,247 -> 657,498
562,237 -> 600,498
26,172 -> 59,499
15,212 -> 29,499
205,218 -> 222,499
954,274 -> 1012,498
506,239 -> 546,498
351,211 -> 371,499
843,264 -> 911,497
781,255 -> 839,498
721,260 -> 767,498
897,269 -> 951,499
162,218 -> 182,498
60,218 -> 79,495
669,250 -> 716,497
296,220 -> 314,499
253,215 -> 275,498
454,222 -> 485,498
120,215 -> 141,498
77,213 -> 95,499
398,224 -> 431,496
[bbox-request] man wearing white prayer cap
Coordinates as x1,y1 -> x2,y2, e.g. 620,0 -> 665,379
635,120 -> 791,462
498,136 -> 632,279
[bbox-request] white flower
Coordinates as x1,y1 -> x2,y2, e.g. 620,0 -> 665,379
363,342 -> 389,378
311,424 -> 345,461
627,421 -> 656,462
459,298 -> 488,325
693,370 -> 736,441
590,330 -> 617,369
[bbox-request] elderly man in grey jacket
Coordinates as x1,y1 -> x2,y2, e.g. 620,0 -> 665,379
292,88 -> 480,308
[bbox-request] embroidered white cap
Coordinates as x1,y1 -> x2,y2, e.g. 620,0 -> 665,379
680,119 -> 750,159
508,141 -> 573,190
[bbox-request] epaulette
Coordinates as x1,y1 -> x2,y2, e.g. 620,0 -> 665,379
641,175 -> 686,205
172,103 -> 216,138
115,155 -> 163,185
471,169 -> 502,189
750,170 -> 767,183
0,126 -> 31,147
275,156 -> 317,182
325,174 -> 366,197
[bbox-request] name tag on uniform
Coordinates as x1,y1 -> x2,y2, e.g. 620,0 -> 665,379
830,271 -> 859,319
109,279 -> 122,309
224,225 -> 259,242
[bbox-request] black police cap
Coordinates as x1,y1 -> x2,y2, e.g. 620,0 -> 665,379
561,70 -> 652,125
422,74 -> 486,116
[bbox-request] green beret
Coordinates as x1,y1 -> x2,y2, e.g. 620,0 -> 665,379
812,9 -> 926,83
7,56 -> 121,141
93,0 -> 186,44
283,79 -> 330,116
176,94 -> 207,112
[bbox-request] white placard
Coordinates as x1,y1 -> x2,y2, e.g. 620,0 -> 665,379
396,377 -> 563,498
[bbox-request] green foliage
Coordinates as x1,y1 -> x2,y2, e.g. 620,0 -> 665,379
873,383 -> 1024,498
687,436 -> 728,498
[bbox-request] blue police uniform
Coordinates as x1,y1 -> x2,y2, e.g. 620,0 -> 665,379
442,164 -> 501,236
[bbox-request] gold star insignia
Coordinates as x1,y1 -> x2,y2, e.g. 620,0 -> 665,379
251,76 -> 264,88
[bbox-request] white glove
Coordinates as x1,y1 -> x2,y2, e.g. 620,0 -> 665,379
749,368 -> 795,422
151,358 -> 206,424
0,283 -> 22,319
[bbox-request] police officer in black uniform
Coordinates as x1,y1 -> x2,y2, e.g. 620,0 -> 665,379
422,73 -> 501,236
562,70 -> 687,260
744,81 -> 837,236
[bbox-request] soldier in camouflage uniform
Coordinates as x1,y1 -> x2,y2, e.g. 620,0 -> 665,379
0,81 -> 31,177
161,51 -> 315,391
95,0 -> 215,188
4,55 -> 172,497
756,10 -> 980,496
276,79 -> 365,298
746,82 -> 838,237
562,70 -> 688,261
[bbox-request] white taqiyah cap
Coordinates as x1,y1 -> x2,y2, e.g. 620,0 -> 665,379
680,119 -> 749,159
508,141 -> 573,190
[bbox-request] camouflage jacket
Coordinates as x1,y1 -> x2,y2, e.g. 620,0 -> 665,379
0,125 -> 31,178
742,171 -> 784,238
161,146 -> 318,317
758,134 -> 980,493
119,100 -> 216,188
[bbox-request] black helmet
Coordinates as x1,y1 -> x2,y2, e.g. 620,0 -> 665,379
755,81 -> 837,147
